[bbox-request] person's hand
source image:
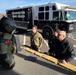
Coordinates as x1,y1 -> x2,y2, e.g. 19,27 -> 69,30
38,47 -> 41,52
60,60 -> 68,64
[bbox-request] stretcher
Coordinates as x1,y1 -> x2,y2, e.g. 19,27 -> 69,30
21,45 -> 76,73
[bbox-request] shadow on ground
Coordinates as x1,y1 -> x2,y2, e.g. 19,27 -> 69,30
0,69 -> 20,75
16,53 -> 76,75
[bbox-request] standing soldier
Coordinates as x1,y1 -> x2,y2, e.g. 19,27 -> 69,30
0,16 -> 16,69
30,25 -> 43,51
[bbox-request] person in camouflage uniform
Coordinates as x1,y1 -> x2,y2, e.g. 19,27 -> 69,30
0,16 -> 16,69
30,25 -> 43,51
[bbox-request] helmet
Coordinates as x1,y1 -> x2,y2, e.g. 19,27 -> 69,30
0,16 -> 16,33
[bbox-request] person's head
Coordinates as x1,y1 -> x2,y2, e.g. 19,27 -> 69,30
58,30 -> 66,41
0,16 -> 16,34
54,31 -> 58,37
54,29 -> 60,37
32,25 -> 38,34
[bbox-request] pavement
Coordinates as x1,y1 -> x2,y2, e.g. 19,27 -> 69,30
0,49 -> 76,75
0,33 -> 76,75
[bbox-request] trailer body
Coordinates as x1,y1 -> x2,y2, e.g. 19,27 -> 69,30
6,3 -> 76,39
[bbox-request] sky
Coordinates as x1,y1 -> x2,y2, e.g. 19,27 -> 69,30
0,0 -> 76,13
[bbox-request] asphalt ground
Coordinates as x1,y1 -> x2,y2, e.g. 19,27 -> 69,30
1,49 -> 75,75
0,31 -> 76,75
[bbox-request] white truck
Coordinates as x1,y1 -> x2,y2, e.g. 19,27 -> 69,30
6,3 -> 76,39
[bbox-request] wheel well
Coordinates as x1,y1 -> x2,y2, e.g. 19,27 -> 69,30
42,25 -> 54,34
42,25 -> 54,39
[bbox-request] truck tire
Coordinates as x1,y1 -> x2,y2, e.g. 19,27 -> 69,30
42,26 -> 54,39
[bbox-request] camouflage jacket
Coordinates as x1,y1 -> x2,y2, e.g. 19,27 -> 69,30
30,32 -> 43,48
0,32 -> 14,64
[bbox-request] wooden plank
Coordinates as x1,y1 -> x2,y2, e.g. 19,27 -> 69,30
21,46 -> 58,63
59,63 -> 76,72
21,46 -> 76,72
